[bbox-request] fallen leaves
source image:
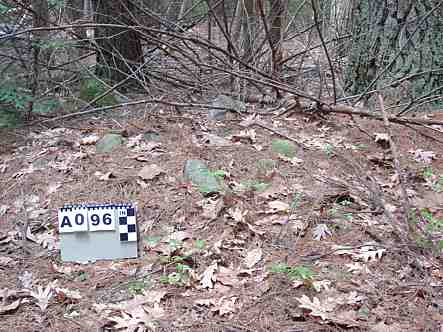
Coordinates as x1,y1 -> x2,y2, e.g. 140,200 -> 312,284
243,248 -> 263,268
30,284 -> 53,311
409,149 -> 436,164
195,296 -> 240,316
0,299 -> 20,315
312,224 -> 332,241
94,290 -> 167,331
266,200 -> 290,213
333,244 -> 386,262
137,164 -> 165,180
200,262 -> 218,289
297,294 -> 334,320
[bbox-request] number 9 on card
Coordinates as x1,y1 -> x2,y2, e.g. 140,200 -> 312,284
88,206 -> 116,232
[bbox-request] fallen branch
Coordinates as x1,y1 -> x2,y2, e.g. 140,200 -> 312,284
321,104 -> 443,127
377,93 -> 414,239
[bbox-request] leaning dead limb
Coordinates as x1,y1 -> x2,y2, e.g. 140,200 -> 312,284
321,103 -> 443,127
377,92 -> 415,239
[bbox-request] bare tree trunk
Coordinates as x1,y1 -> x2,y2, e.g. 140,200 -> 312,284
92,0 -> 143,85
267,0 -> 287,76
29,0 -> 49,118
242,0 -> 256,62
178,0 -> 193,21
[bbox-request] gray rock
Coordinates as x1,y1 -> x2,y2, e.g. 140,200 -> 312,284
96,133 -> 123,153
208,95 -> 246,120
183,160 -> 221,194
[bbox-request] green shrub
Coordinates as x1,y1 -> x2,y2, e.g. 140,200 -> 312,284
79,78 -> 118,107
271,139 -> 296,158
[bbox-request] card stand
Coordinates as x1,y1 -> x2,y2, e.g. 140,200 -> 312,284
58,202 -> 138,262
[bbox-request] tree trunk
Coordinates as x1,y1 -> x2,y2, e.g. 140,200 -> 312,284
29,0 -> 49,117
267,0 -> 287,76
92,0 -> 143,84
241,0 -> 256,62
346,0 -> 443,109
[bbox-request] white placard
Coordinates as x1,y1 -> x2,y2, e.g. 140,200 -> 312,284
58,206 -> 89,233
88,205 -> 116,232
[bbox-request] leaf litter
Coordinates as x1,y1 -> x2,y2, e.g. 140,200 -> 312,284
0,99 -> 442,331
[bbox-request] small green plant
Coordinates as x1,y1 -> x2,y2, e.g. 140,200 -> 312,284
352,143 -> 368,150
290,192 -> 303,209
197,168 -> 226,194
422,166 -> 434,178
271,139 -> 296,158
79,78 -> 118,107
323,143 -> 334,157
77,271 -> 88,282
127,278 -> 150,295
269,263 -> 316,280
409,208 -> 443,251
208,169 -> 226,178
194,239 -> 206,250
159,257 -> 191,286
422,167 -> 443,193
239,180 -> 270,192
420,209 -> 443,233
256,159 -> 277,172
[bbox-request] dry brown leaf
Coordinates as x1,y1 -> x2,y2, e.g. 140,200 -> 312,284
95,171 -> 115,181
211,296 -> 239,316
195,298 -> 216,306
137,164 -> 165,180
54,287 -> 82,300
371,321 -> 404,332
230,129 -> 257,143
0,299 -> 20,314
0,256 -> 14,266
107,311 -> 149,332
243,248 -> 263,268
200,262 -> 218,289
141,290 -> 167,304
216,266 -> 240,286
228,206 -> 248,222
80,135 -> 100,145
199,197 -> 224,220
312,280 -> 332,292
246,222 -> 266,235
267,200 -> 289,213
297,295 -> 335,320
166,231 -> 191,242
409,149 -> 436,164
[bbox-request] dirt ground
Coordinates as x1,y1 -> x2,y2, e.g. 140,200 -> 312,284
0,105 -> 442,331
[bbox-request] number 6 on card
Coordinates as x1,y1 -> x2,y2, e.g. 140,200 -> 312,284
88,206 -> 116,232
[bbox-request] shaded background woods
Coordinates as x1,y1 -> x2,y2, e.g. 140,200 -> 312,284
0,0 -> 442,126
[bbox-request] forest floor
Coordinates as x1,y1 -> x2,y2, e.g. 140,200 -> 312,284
0,103 -> 442,331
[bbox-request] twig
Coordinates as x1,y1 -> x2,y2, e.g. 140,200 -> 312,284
34,98 -> 242,124
377,92 -> 414,237
250,118 -> 305,148
324,104 -> 443,127
311,0 -> 336,103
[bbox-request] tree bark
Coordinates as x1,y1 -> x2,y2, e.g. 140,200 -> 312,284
267,0 -> 287,76
92,0 -> 143,84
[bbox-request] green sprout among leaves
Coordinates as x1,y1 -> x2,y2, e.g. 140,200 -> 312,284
269,263 -> 316,280
323,143 -> 334,157
240,180 -> 270,192
127,278 -> 150,295
271,139 -> 296,158
290,192 -> 303,209
256,159 -> 277,172
194,239 -> 206,250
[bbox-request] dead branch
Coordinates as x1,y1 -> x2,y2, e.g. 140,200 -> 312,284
322,104 -> 443,127
377,92 -> 414,239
